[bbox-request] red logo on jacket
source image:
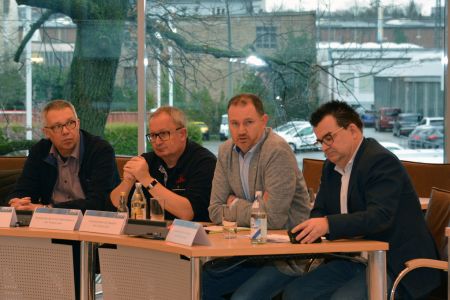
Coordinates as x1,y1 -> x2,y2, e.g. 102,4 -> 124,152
176,175 -> 186,184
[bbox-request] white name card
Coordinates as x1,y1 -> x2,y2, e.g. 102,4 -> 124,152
166,219 -> 211,246
0,207 -> 17,227
30,207 -> 82,231
79,210 -> 128,235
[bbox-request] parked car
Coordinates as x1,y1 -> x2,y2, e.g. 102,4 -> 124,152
277,124 -> 318,152
417,117 -> 444,127
392,113 -> 422,137
379,141 -> 404,151
408,125 -> 444,149
219,114 -> 229,141
375,107 -> 401,131
273,121 -> 309,134
361,110 -> 376,127
191,121 -> 209,140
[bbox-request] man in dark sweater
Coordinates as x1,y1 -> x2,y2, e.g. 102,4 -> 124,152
110,106 -> 216,221
8,99 -> 119,211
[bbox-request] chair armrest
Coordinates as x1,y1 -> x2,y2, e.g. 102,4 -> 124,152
405,258 -> 448,271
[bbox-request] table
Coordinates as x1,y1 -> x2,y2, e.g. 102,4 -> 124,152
0,228 -> 388,300
81,230 -> 388,300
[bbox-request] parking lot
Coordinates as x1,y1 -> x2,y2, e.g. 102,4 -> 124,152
203,127 -> 443,170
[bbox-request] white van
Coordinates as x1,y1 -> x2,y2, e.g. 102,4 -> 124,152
219,114 -> 229,141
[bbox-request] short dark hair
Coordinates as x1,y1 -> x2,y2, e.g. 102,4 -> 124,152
310,101 -> 363,130
227,93 -> 265,116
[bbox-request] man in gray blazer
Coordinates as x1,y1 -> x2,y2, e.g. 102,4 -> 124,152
204,93 -> 311,300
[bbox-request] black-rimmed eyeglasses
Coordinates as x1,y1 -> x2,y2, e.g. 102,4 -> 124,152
315,127 -> 344,147
44,119 -> 77,134
146,127 -> 183,142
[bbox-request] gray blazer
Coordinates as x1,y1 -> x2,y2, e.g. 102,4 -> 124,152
209,128 -> 310,229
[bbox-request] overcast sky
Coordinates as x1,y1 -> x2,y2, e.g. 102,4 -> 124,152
266,0 -> 439,16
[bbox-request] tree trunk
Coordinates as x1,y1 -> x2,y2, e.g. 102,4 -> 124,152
66,20 -> 125,136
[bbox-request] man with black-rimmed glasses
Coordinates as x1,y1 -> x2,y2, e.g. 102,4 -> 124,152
110,106 -> 216,221
8,99 -> 119,212
283,100 -> 439,299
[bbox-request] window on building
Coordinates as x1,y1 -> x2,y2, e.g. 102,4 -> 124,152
255,26 -> 277,49
0,1 -> 447,165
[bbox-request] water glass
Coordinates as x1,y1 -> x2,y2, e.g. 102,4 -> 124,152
222,204 -> 237,239
150,198 -> 165,221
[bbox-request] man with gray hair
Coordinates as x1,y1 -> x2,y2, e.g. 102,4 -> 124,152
110,106 -> 216,221
8,99 -> 119,211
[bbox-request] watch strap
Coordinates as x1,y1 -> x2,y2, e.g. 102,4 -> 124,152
146,179 -> 158,190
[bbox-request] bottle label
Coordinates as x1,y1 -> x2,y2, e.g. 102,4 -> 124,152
250,217 -> 267,241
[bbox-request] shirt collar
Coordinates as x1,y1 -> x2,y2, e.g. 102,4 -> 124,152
49,133 -> 81,160
335,137 -> 363,175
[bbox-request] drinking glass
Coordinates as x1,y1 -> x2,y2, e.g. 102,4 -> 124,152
150,198 -> 165,221
222,204 -> 237,239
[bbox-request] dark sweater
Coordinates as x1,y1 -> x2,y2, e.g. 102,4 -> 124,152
8,130 -> 120,211
129,139 -> 217,222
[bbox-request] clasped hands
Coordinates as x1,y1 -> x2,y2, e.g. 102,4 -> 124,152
123,156 -> 153,186
8,197 -> 44,211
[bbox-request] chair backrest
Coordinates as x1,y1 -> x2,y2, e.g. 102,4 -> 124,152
0,156 -> 27,171
301,158 -> 450,203
302,158 -> 324,194
115,156 -> 131,179
402,161 -> 450,198
425,187 -> 450,260
0,169 -> 22,206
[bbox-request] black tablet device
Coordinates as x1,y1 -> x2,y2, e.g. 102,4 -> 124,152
124,219 -> 169,240
15,210 -> 34,227
287,228 -> 322,244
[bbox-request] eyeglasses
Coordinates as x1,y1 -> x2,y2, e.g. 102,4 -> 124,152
44,119 -> 77,134
146,127 -> 183,142
315,127 -> 344,147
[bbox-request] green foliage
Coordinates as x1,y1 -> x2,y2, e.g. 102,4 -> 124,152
104,123 -> 138,156
111,86 -> 138,111
187,122 -> 203,145
271,30 -> 317,123
182,87 -> 218,132
32,63 -> 68,103
0,140 -> 36,155
0,65 -> 25,110
0,127 -> 36,155
104,122 -> 203,156
237,72 -> 276,123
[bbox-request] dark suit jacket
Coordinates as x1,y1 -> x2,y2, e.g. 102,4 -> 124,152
312,138 -> 440,298
8,130 -> 120,211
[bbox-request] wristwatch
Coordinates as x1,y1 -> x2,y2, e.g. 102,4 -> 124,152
146,179 -> 159,190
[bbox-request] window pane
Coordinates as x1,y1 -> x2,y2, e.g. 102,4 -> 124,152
0,0 -> 446,169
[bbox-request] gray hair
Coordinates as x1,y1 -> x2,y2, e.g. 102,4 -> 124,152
42,100 -> 78,125
149,106 -> 187,128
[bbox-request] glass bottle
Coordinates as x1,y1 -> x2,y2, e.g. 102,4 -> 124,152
117,191 -> 129,215
130,182 -> 146,219
250,190 -> 267,244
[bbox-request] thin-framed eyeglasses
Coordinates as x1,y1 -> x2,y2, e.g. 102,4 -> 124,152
44,119 -> 77,134
146,127 -> 183,142
315,127 -> 344,147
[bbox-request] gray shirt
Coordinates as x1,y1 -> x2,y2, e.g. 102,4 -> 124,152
209,128 -> 311,229
50,139 -> 85,203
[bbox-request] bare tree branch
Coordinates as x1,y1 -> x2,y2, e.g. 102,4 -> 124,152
14,10 -> 53,62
